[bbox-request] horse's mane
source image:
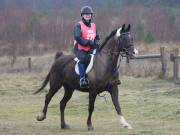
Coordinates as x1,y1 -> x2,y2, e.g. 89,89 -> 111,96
99,28 -> 118,51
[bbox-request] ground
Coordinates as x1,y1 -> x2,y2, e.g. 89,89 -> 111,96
0,73 -> 180,135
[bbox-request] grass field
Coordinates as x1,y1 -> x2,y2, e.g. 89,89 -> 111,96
0,73 -> 180,135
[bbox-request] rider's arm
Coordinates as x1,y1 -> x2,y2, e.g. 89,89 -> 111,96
74,23 -> 89,46
94,30 -> 100,49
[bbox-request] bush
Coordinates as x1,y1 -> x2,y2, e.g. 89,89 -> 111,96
144,32 -> 156,43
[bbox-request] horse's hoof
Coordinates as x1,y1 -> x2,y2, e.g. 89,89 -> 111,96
36,113 -> 46,121
88,126 -> 94,131
123,124 -> 133,129
61,124 -> 70,130
119,116 -> 133,130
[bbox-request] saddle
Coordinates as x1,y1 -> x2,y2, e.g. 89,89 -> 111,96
74,49 -> 96,75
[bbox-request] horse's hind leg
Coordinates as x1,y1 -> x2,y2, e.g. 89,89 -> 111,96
109,85 -> 132,129
60,84 -> 74,129
37,75 -> 62,121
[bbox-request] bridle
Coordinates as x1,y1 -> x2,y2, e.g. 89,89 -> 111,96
101,31 -> 133,59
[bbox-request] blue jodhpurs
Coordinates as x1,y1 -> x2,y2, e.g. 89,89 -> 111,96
76,50 -> 90,78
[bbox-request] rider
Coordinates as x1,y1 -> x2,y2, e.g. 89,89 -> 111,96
74,6 -> 100,88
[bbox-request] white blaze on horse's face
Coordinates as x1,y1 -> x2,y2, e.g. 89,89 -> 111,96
116,27 -> 122,37
134,48 -> 139,55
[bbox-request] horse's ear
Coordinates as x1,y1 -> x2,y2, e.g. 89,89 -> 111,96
126,24 -> 131,32
121,24 -> 125,33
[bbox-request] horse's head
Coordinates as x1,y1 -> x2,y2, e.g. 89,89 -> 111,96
115,24 -> 135,58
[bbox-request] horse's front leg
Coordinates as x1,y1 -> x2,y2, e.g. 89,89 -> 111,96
87,92 -> 97,131
109,85 -> 133,129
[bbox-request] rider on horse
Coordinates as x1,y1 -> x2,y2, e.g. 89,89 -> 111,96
74,6 -> 100,88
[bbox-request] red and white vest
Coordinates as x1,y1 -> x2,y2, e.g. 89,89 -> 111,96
76,21 -> 96,51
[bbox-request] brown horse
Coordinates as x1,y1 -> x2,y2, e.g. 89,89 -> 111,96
34,24 -> 135,130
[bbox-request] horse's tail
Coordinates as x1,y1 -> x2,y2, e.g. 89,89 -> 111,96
33,71 -> 50,95
33,52 -> 64,95
54,51 -> 64,60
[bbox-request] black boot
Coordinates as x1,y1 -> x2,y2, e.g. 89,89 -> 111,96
80,77 -> 89,88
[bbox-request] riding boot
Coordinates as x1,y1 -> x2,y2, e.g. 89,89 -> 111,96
78,63 -> 89,88
80,77 -> 89,88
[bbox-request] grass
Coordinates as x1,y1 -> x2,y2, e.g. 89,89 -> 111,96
0,73 -> 180,135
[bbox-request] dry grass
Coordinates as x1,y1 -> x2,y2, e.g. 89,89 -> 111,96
1,42 -> 180,79
120,42 -> 180,78
135,42 -> 180,53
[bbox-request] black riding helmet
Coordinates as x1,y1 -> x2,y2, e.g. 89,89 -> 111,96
81,6 -> 94,16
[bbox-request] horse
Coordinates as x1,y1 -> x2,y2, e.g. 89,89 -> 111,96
34,24 -> 135,130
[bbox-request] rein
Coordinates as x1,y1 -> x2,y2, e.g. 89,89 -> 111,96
99,31 -> 132,88
97,30 -> 132,101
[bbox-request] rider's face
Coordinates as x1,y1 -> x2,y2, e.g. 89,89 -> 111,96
82,14 -> 92,21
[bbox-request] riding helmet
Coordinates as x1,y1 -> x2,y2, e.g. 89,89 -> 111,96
81,6 -> 94,16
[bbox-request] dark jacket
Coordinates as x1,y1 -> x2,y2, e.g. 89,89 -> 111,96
74,18 -> 100,49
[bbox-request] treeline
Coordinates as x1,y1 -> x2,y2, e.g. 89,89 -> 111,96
0,0 -> 180,56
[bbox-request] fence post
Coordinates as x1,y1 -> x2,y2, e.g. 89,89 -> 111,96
173,48 -> 179,82
28,57 -> 31,72
160,47 -> 166,77
10,55 -> 16,68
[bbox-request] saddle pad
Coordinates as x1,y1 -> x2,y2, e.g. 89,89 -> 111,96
74,49 -> 96,75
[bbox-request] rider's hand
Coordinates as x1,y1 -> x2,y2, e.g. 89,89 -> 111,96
88,40 -> 95,48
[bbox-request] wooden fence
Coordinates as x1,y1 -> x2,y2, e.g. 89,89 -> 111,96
21,47 -> 180,84
130,47 -> 167,77
170,48 -> 180,84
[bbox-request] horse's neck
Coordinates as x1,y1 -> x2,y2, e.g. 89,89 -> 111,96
101,37 -> 119,66
97,37 -> 120,72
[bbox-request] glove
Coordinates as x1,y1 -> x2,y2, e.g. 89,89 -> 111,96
88,40 -> 95,49
88,40 -> 94,46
